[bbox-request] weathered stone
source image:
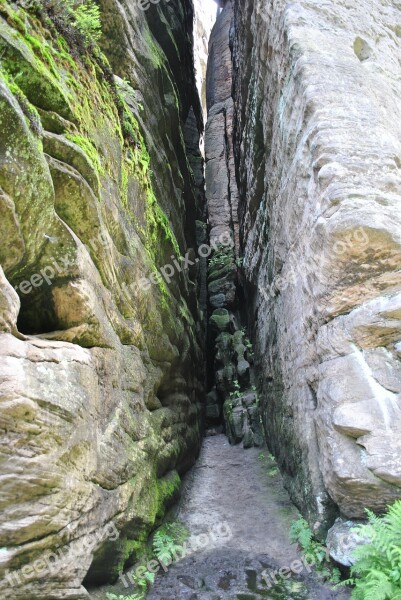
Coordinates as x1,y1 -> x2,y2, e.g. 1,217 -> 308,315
206,387 -> 221,421
326,518 -> 369,567
224,400 -> 245,444
210,308 -> 231,333
210,293 -> 226,309
228,0 -> 401,531
0,266 -> 20,334
0,1 -> 206,597
223,391 -> 263,449
241,392 -> 256,409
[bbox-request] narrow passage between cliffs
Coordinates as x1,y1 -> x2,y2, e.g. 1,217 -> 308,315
92,436 -> 350,599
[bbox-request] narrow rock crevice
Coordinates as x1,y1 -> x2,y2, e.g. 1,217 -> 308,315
1,0 -> 401,597
204,0 -> 262,448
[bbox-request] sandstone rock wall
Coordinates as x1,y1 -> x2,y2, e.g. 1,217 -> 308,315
193,0 -> 216,126
0,1 -> 206,597
205,2 -> 263,448
229,0 -> 401,532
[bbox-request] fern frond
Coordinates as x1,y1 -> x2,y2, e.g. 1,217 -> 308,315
349,500 -> 401,599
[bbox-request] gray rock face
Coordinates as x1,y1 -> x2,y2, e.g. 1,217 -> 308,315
0,0 -> 206,597
205,2 -> 262,448
228,0 -> 401,529
193,0 -> 216,124
206,1 -> 239,252
326,518 -> 368,567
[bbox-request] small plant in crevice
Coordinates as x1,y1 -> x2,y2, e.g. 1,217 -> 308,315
289,518 -> 341,586
258,450 -> 279,477
235,256 -> 244,268
250,385 -> 260,406
209,244 -> 234,271
72,0 -> 101,42
105,523 -> 188,600
230,379 -> 242,400
267,452 -> 279,477
152,521 -> 189,565
344,500 -> 401,600
28,0 -> 102,49
245,339 -> 254,361
239,327 -> 254,361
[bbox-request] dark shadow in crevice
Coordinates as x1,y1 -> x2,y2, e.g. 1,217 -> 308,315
16,287 -> 60,335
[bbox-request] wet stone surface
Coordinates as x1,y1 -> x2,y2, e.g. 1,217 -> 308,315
147,436 -> 350,600
92,436 -> 350,599
147,548 -> 346,599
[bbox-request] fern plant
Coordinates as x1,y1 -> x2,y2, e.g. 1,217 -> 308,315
105,568 -> 155,600
73,1 -> 101,42
289,518 -> 314,551
153,521 -> 189,564
289,518 -> 341,585
106,593 -> 144,600
345,500 -> 401,599
37,0 -> 102,46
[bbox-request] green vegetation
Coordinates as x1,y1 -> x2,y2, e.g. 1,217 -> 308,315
116,79 -> 179,303
345,500 -> 401,599
106,585 -> 151,600
224,379 -> 242,413
0,71 -> 42,134
105,522 -> 189,600
210,309 -> 230,333
156,472 -> 181,519
209,244 -> 234,273
267,465 -> 279,477
0,0 -> 191,584
153,521 -> 189,564
235,256 -> 244,267
230,379 -> 242,399
65,133 -> 104,174
235,327 -> 254,362
144,27 -> 162,69
33,0 -> 102,48
2,0 -> 179,306
289,518 -> 341,585
259,450 -> 279,477
72,0 -> 101,42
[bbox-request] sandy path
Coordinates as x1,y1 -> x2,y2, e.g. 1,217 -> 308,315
146,435 -> 351,600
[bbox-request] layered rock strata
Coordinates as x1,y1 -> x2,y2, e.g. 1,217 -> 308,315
205,1 -> 262,448
229,0 -> 401,532
0,0 -> 206,597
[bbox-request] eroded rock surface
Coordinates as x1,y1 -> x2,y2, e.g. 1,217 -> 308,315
0,1 -> 206,597
205,2 -> 262,448
228,0 -> 401,530
145,435 -> 349,600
